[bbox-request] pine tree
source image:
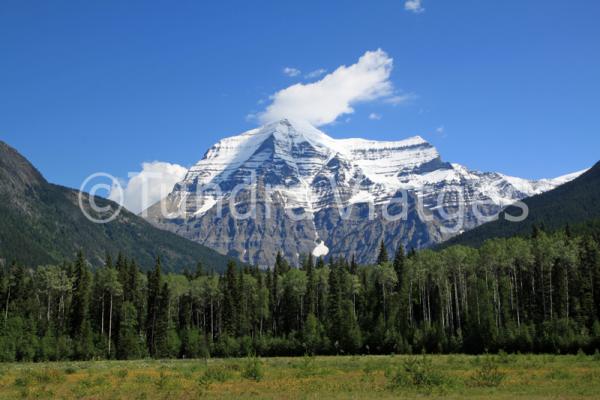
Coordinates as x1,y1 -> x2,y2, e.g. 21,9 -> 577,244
316,256 -> 325,270
585,238 -> 600,322
146,257 -> 162,356
393,244 -> 405,288
275,251 -> 290,274
69,251 -> 94,359
117,301 -> 144,359
155,283 -> 173,358
377,241 -> 389,265
223,261 -> 238,335
304,254 -> 316,317
69,252 -> 90,335
350,254 -> 358,275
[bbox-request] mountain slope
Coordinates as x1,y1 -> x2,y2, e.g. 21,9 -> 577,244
442,160 -> 600,248
0,141 -> 234,272
145,119 -> 583,266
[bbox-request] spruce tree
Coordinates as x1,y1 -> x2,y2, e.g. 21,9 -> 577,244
155,282 -> 173,358
145,257 -> 162,356
393,244 -> 405,288
304,254 -> 316,317
350,254 -> 358,275
377,240 -> 389,265
222,261 -> 238,335
69,251 -> 94,359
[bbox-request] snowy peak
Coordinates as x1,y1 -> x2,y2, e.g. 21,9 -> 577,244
184,119 -> 440,190
147,119 -> 586,267
180,119 -> 585,211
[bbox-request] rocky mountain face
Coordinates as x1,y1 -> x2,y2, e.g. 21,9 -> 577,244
145,119 -> 583,267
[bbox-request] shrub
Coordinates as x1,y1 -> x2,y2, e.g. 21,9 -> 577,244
497,349 -> 515,364
197,373 -> 211,395
242,356 -> 264,382
469,356 -> 505,387
33,369 -> 66,385
546,369 -> 573,380
203,366 -> 233,383
154,371 -> 170,390
63,366 -> 78,375
114,369 -> 128,379
296,354 -> 319,377
387,356 -> 446,390
13,375 -> 31,388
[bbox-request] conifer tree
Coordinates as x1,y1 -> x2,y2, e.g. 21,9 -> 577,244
145,257 -> 162,356
350,254 -> 358,275
377,240 -> 389,265
393,244 -> 405,288
222,261 -> 238,335
304,254 -> 316,317
70,251 -> 91,337
154,282 -> 173,358
70,251 -> 94,359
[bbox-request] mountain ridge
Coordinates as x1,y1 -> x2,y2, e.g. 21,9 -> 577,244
0,140 -> 234,272
145,119 -> 584,267
441,160 -> 600,248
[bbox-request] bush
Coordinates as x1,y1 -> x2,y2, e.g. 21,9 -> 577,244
497,349 -> 515,364
197,373 -> 211,395
214,335 -> 240,357
469,356 -> 505,387
242,356 -> 264,382
63,366 -> 78,375
297,354 -> 318,377
546,369 -> 573,380
387,356 -> 446,390
202,366 -> 233,383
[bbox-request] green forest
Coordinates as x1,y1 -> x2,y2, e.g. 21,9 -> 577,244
1,225 -> 600,362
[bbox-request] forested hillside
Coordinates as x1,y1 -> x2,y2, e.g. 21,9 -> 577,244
1,224 -> 600,361
0,141 -> 233,272
444,161 -> 600,248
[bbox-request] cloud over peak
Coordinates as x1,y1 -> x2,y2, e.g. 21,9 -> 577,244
109,161 -> 187,214
259,49 -> 399,127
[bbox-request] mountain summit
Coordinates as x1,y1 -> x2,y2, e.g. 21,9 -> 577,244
145,119 -> 584,266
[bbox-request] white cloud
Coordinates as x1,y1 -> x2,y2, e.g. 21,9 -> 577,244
109,161 -> 187,214
305,68 -> 327,79
385,93 -> 415,105
283,67 -> 301,77
405,0 -> 425,13
369,112 -> 382,120
259,49 -> 400,127
435,125 -> 447,138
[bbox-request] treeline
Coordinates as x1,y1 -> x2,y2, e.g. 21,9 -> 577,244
1,227 -> 600,361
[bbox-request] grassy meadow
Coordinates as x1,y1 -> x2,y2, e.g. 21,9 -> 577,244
1,353 -> 599,399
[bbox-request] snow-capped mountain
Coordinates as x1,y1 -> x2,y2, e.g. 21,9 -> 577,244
145,119 -> 584,267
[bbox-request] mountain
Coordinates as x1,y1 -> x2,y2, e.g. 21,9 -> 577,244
0,141 -> 234,272
145,119 -> 583,266
441,160 -> 600,248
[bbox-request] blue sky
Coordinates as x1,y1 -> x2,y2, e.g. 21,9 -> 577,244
1,0 -> 599,192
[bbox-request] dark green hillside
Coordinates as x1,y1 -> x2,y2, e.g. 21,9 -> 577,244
0,141 -> 233,272
443,161 -> 600,247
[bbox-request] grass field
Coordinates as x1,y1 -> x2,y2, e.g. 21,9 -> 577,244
1,353 -> 599,399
